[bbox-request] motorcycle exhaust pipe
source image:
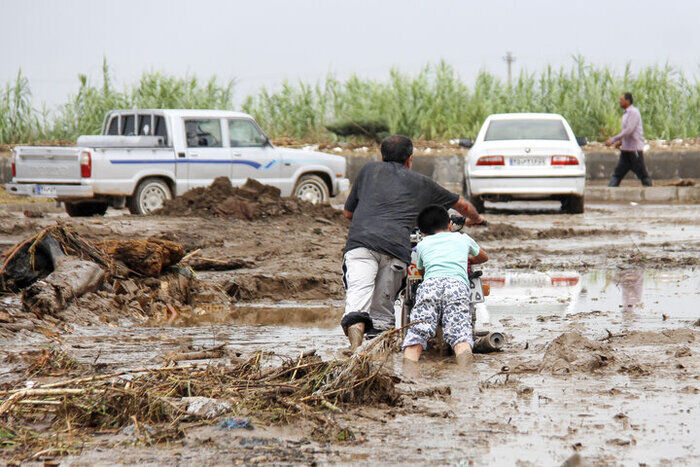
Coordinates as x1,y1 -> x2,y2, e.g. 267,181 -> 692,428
473,332 -> 505,353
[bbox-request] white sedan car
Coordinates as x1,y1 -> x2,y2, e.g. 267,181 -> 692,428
461,113 -> 587,213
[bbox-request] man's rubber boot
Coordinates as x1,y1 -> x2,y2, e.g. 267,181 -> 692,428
347,323 -> 364,353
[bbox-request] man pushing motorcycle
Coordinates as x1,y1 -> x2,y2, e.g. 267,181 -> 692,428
341,135 -> 486,353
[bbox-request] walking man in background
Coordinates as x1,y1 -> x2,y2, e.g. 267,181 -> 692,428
341,135 -> 485,353
605,92 -> 652,187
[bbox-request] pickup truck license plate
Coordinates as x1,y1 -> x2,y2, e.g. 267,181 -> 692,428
469,277 -> 485,303
34,184 -> 57,197
509,157 -> 545,166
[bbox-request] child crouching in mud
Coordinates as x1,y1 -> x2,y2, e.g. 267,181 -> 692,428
403,205 -> 488,367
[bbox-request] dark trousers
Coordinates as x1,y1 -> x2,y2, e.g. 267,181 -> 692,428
608,150 -> 652,187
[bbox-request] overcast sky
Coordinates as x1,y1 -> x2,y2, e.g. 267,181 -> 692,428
1,0 -> 698,107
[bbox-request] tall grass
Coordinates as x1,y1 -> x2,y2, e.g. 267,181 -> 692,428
0,58 -> 235,145
244,57 -> 699,141
1,57 -> 697,145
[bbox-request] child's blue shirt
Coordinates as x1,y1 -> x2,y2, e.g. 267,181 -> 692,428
416,231 -> 480,286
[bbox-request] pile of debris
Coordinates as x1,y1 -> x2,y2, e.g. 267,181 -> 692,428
0,225 -> 229,333
155,177 -> 344,221
0,334 -> 403,461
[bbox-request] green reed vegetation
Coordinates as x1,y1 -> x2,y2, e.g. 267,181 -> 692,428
1,57 -> 697,145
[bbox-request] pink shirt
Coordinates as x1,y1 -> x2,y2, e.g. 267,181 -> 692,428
610,105 -> 645,151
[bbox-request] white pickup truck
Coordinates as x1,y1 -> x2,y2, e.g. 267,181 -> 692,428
5,109 -> 349,216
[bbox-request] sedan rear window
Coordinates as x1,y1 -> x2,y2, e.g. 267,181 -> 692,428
485,119 -> 569,141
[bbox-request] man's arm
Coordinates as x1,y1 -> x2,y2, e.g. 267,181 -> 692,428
452,196 -> 485,225
469,249 -> 488,264
607,111 -> 639,145
343,175 -> 361,220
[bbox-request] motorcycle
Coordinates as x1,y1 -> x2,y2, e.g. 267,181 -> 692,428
397,215 -> 505,353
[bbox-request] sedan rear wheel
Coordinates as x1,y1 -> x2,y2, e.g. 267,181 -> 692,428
562,195 -> 584,214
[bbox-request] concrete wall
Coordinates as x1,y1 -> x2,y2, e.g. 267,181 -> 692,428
346,151 -> 700,188
2,150 -> 699,188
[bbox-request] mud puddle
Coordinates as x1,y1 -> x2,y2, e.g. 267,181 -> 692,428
1,267 -> 697,464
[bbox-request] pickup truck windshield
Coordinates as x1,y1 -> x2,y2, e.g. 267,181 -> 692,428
485,119 -> 569,141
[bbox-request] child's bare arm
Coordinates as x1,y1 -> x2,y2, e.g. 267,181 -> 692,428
469,248 -> 488,264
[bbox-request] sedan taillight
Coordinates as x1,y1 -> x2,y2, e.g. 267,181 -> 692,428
80,151 -> 92,177
476,155 -> 505,166
551,155 -> 579,165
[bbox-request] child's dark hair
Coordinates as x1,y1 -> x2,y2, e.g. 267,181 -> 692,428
417,205 -> 450,235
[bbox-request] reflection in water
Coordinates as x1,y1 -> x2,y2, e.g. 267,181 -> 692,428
480,268 -> 698,327
605,267 -> 644,311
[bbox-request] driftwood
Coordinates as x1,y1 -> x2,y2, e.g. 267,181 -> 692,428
22,256 -> 104,315
162,344 -> 228,363
97,239 -> 185,277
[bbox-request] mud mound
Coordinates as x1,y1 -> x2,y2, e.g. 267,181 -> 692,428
535,227 -> 640,239
156,177 -> 344,221
610,328 -> 697,346
540,332 -> 647,375
473,224 -> 642,242
473,223 -> 530,241
541,332 -> 616,374
222,273 -> 343,302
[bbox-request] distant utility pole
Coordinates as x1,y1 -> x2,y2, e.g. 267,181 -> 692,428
503,51 -> 516,85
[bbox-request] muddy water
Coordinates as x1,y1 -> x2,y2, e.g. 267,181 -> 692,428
34,267 -> 697,464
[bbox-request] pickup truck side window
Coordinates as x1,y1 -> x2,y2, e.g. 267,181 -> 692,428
185,119 -> 222,148
122,115 -> 136,136
154,116 -> 168,145
138,114 -> 153,135
228,119 -> 266,147
107,117 -> 119,135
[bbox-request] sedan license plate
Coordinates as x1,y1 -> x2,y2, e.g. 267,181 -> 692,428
469,277 -> 485,303
34,184 -> 57,197
509,157 -> 545,166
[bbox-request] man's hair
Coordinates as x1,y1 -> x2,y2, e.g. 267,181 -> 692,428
623,92 -> 633,104
417,205 -> 450,235
381,135 -> 413,164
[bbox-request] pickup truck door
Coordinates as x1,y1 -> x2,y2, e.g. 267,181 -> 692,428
181,118 -> 232,190
227,118 -> 280,187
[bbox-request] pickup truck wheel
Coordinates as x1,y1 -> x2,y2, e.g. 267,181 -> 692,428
64,202 -> 108,217
128,178 -> 172,215
294,175 -> 329,204
562,195 -> 584,214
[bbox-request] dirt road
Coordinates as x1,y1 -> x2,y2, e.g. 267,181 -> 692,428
0,201 -> 698,465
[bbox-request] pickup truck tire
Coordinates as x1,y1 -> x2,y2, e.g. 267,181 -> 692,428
294,174 -> 329,204
65,201 -> 108,217
128,178 -> 172,215
562,195 -> 585,214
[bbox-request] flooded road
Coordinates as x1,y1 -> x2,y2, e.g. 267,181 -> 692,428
0,202 -> 698,465
28,267 -> 693,465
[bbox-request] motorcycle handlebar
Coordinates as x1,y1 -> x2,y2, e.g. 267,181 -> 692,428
449,215 -> 488,229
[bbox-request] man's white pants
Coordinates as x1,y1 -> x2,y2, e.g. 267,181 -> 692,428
341,247 -> 406,332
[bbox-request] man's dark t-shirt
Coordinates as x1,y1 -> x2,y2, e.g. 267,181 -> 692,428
344,161 -> 459,264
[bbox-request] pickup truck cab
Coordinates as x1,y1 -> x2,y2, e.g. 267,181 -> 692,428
6,109 -> 349,216
461,113 -> 587,214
